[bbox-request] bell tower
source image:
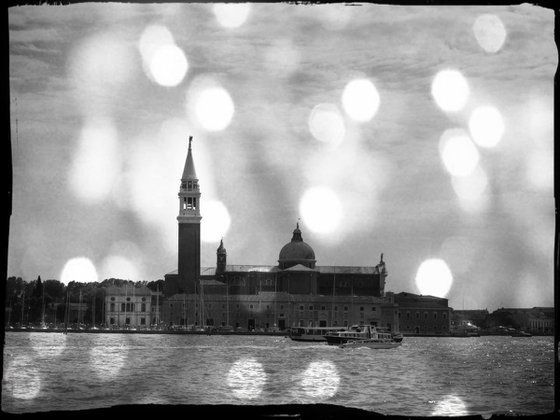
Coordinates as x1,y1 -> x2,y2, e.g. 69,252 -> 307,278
177,136 -> 201,293
216,238 -> 227,275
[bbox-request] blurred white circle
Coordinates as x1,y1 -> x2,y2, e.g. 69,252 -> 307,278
341,79 -> 380,122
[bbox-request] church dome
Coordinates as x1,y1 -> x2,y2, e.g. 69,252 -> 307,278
278,223 -> 316,269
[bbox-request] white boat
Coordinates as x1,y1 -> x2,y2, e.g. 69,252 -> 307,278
325,324 -> 402,348
289,326 -> 347,342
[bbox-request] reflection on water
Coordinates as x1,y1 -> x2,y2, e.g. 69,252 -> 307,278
226,357 -> 266,400
431,395 -> 468,417
89,334 -> 128,381
3,355 -> 42,400
1,333 -> 554,416
298,361 -> 340,399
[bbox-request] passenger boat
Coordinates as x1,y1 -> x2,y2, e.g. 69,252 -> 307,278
325,324 -> 402,348
289,326 -> 347,342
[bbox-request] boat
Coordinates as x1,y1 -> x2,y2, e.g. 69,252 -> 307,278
336,325 -> 402,349
325,324 -> 402,346
289,326 -> 347,342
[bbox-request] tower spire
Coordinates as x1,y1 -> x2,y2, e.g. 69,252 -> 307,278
177,135 -> 202,294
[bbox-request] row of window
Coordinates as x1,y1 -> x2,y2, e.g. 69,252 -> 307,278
110,297 -> 147,302
109,303 -> 148,312
399,311 -> 448,320
109,317 -> 147,325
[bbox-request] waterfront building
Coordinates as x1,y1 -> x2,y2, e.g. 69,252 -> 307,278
162,138 -> 399,332
103,285 -> 153,328
390,292 -> 451,335
450,309 -> 489,333
488,307 -> 554,335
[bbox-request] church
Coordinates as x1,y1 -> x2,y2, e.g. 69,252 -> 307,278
161,137 -> 401,332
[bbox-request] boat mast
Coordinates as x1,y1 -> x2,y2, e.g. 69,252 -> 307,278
63,290 -> 69,334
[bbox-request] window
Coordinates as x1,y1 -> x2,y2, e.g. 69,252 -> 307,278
334,306 -> 338,311
110,297 -> 115,301
280,305 -> 284,310
125,318 -> 130,325
126,297 -> 131,302
424,312 -> 428,319
110,303 -> 115,312
141,303 -> 146,312
299,305 -> 304,311
140,318 -> 146,325
321,306 -> 326,310
121,303 -> 125,312
249,304 -> 254,309
416,312 -> 419,319
142,297 -> 146,302
434,312 -> 438,319
372,307 -> 377,312
443,313 -> 447,320
309,305 -> 313,310
360,306 -> 364,311
406,312 -> 410,319
110,317 -> 115,325
344,306 -> 348,311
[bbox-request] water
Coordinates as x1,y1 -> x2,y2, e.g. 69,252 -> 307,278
1,332 -> 554,416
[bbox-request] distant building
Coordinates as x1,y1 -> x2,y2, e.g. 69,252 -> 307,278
451,309 -> 489,330
489,307 -> 554,335
103,285 -> 153,328
162,138 -> 399,332
391,292 -> 451,336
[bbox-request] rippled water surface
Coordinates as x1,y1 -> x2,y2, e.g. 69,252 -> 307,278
1,332 -> 554,416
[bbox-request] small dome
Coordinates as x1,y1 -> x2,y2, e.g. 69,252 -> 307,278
278,223 -> 316,269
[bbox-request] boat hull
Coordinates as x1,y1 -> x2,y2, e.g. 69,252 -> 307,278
340,339 -> 402,349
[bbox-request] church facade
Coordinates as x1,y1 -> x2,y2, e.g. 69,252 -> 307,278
162,137 -> 400,332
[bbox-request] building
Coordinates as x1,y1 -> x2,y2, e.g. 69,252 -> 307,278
103,285 -> 154,328
390,292 -> 451,336
487,307 -> 554,335
162,138 -> 400,332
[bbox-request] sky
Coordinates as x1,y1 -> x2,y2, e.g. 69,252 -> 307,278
7,2 -> 556,312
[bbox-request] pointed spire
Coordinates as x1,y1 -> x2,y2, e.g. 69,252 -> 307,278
217,238 -> 226,253
182,135 -> 197,181
291,222 -> 303,242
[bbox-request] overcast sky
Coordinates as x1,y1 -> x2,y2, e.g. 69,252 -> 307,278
7,2 -> 555,312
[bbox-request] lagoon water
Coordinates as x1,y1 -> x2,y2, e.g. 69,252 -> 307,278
1,332 -> 554,416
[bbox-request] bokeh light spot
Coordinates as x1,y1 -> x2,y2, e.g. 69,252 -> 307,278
299,186 -> 343,234
299,361 -> 340,399
431,70 -> 470,112
60,257 -> 98,285
193,87 -> 235,132
213,3 -> 251,28
439,129 -> 479,177
415,259 -> 453,298
201,200 -> 231,243
473,14 -> 507,53
451,165 -> 489,212
341,78 -> 380,122
469,105 -> 505,148
4,355 -> 42,400
226,358 -> 266,399
90,335 -> 128,380
308,103 -> 346,146
149,45 -> 188,87
101,255 -> 139,281
68,119 -> 121,204
432,394 -> 469,416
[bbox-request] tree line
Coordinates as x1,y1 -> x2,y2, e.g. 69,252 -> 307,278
5,276 -> 165,326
